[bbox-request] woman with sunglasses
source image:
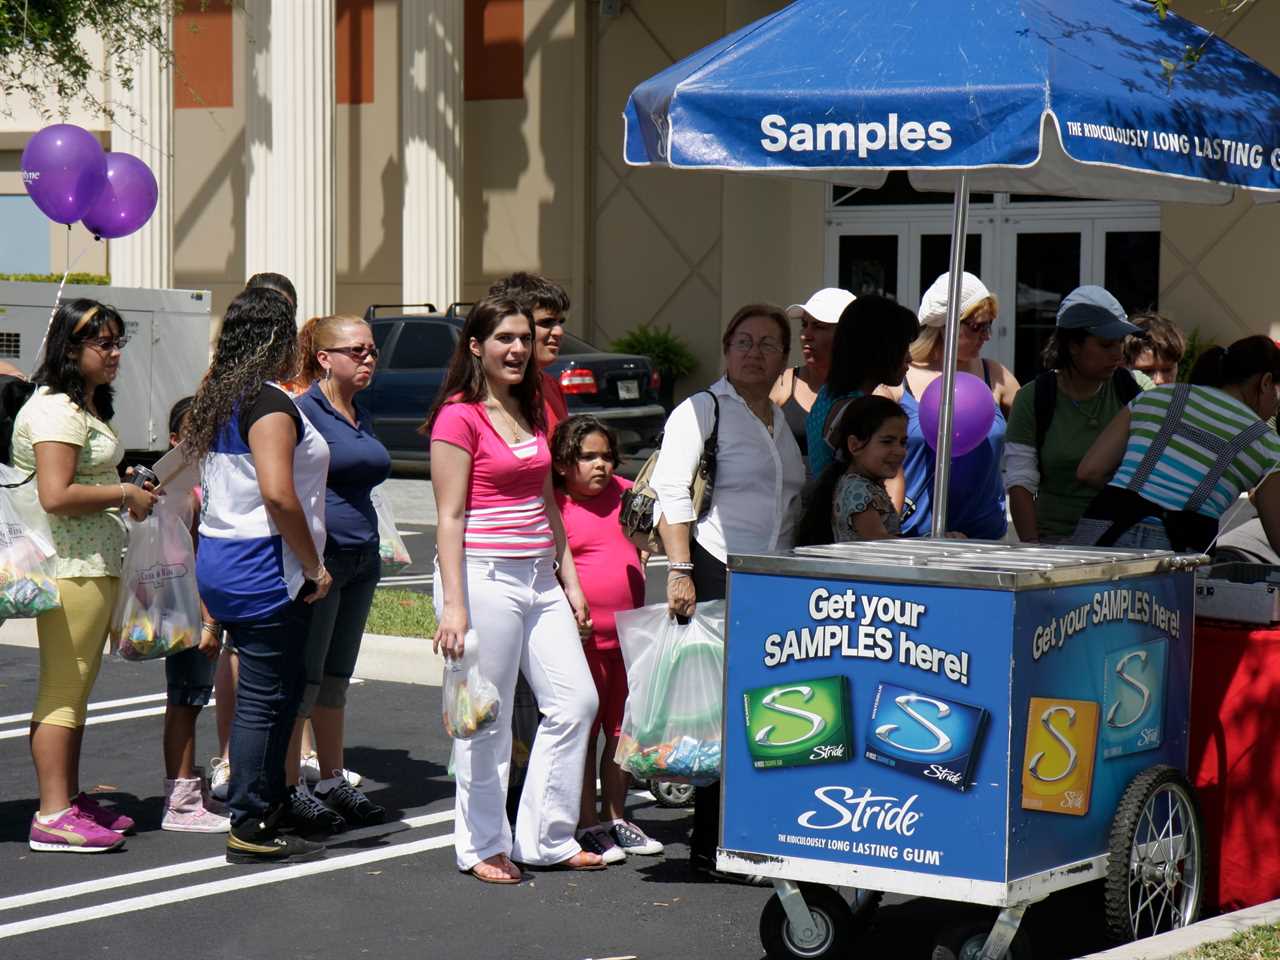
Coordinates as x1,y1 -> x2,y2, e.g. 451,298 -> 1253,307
878,273 -> 1019,539
15,299 -> 158,853
285,315 -> 391,832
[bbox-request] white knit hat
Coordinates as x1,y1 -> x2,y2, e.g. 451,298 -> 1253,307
917,272 -> 992,328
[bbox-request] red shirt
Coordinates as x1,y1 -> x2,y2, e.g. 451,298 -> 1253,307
555,476 -> 645,650
542,370 -> 568,435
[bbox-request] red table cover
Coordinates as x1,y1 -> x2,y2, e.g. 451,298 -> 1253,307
1190,618 -> 1280,913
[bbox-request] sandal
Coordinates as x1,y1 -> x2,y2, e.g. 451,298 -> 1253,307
543,850 -> 607,872
465,854 -> 521,884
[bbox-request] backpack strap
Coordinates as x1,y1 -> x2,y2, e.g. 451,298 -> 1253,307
1033,370 -> 1058,455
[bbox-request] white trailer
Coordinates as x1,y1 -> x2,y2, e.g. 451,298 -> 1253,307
0,281 -> 212,456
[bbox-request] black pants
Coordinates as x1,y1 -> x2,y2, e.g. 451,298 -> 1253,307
688,539 -> 726,865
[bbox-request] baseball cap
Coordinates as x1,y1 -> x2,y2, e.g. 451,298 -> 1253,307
786,288 -> 855,325
1056,286 -> 1141,340
918,272 -> 992,328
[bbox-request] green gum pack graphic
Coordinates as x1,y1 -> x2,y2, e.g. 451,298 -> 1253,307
743,676 -> 853,769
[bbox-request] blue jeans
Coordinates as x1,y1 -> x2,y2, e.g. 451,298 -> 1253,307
225,594 -> 314,829
165,645 -> 216,707
297,543 -> 380,717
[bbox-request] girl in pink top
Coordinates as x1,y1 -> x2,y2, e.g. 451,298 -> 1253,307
426,296 -> 601,883
552,416 -> 664,864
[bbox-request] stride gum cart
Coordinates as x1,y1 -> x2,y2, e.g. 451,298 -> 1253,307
720,541 -> 1203,960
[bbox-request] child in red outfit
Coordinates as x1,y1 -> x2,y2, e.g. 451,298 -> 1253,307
552,416 -> 664,862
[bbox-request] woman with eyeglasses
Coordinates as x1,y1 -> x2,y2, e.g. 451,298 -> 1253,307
15,298 -> 158,853
281,315 -> 391,832
651,303 -> 805,882
878,273 -> 1020,539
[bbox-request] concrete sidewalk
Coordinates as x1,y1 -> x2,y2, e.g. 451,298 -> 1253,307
0,617 -> 447,686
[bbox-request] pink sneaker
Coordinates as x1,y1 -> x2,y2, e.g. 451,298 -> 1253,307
73,792 -> 136,835
29,809 -> 126,853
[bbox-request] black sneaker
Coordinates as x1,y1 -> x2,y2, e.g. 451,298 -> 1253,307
226,819 -> 326,864
284,785 -> 347,835
317,778 -> 385,827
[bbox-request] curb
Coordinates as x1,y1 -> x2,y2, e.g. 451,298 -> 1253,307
1074,900 -> 1280,959
0,620 -> 445,688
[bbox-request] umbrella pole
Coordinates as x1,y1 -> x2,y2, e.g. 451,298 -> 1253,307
930,175 -> 970,539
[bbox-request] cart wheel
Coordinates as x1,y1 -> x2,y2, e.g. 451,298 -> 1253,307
649,779 -> 695,808
930,921 -> 1032,960
1104,765 -> 1203,944
759,883 -> 878,959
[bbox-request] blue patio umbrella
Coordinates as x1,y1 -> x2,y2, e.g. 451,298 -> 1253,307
623,0 -> 1280,536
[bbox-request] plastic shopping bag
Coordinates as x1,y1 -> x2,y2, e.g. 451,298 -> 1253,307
0,464 -> 60,618
111,498 -> 201,661
441,631 -> 501,740
614,600 -> 725,786
371,486 -> 411,575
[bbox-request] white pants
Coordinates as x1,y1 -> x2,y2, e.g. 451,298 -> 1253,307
436,554 -> 598,870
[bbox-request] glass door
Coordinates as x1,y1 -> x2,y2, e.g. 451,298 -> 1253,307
1002,221 -> 1088,385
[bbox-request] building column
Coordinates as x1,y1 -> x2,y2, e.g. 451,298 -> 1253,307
243,0 -> 273,281
110,14 -> 173,289
401,0 -> 463,308
270,0 -> 335,321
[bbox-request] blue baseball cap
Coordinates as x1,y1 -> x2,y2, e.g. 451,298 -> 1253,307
1055,286 -> 1141,340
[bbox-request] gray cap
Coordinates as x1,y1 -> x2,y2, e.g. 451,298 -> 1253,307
1055,285 -> 1141,340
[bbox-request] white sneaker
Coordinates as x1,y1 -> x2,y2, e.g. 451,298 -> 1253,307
608,819 -> 664,856
208,756 -> 230,801
301,751 -> 362,787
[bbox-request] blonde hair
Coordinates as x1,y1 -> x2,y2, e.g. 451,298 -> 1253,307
291,314 -> 369,388
908,296 -> 998,363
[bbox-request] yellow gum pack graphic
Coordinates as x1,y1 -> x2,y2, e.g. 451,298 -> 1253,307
1020,697 -> 1099,817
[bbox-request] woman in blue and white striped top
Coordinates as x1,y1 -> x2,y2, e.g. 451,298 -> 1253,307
1074,335 -> 1280,553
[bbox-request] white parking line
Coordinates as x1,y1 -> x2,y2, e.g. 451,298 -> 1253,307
0,830 -> 456,940
0,692 -> 168,726
0,809 -> 455,916
0,703 -> 196,740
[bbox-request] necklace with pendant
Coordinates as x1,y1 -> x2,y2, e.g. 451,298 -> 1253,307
489,401 -> 526,442
1061,375 -> 1106,428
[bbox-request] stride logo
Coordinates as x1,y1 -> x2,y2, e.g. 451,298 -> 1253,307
743,677 -> 853,769
863,682 -> 987,793
1020,697 -> 1099,817
1102,639 -> 1167,759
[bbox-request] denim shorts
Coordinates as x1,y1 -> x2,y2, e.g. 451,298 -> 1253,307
165,645 -> 217,707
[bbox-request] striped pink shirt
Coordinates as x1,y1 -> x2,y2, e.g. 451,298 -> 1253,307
430,401 -> 555,558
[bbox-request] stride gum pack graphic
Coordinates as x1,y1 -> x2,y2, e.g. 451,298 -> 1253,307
1021,697 -> 1100,817
863,682 -> 988,792
1101,638 -> 1168,759
742,677 -> 853,769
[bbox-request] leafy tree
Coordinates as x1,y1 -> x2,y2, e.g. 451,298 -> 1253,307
1151,0 -> 1262,86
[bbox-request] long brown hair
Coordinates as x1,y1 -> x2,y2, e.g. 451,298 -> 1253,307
289,314 -> 369,390
420,296 -> 543,436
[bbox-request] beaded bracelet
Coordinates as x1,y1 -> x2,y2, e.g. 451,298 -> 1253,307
669,560 -> 695,572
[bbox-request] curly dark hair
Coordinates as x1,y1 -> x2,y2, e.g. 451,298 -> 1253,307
183,287 -> 300,460
551,415 -> 619,487
795,395 -> 907,547
32,298 -> 124,420
246,271 -> 297,307
421,295 -> 543,435
488,271 -> 571,317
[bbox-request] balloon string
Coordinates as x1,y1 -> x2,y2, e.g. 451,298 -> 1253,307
34,229 -> 96,372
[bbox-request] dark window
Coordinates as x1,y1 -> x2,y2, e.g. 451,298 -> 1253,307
918,233 -> 983,295
1104,231 -> 1160,316
372,322 -> 395,351
839,234 -> 899,299
389,322 -> 456,370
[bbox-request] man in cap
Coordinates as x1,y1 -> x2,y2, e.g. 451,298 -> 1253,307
771,288 -> 854,457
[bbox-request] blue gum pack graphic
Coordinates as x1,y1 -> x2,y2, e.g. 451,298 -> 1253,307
864,682 -> 988,793
1101,638 -> 1168,759
721,573 -> 1011,885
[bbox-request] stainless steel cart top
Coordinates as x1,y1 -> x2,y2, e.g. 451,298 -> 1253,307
729,540 -> 1205,591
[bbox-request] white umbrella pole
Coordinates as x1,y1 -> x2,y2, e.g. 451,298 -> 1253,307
930,175 -> 970,539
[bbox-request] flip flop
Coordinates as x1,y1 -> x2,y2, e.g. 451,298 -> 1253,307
465,857 -> 521,884
536,851 -> 607,872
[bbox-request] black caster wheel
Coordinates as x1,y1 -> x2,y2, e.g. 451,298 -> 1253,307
649,779 -> 695,808
930,920 -> 1032,960
1104,765 -> 1204,944
759,883 -> 878,959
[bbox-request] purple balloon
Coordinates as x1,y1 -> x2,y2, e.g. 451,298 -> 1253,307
919,370 -> 997,458
21,124 -> 108,225
81,153 -> 159,240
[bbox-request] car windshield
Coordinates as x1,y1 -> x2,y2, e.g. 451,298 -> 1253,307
555,331 -> 599,356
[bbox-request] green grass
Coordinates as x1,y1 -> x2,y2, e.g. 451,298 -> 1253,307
365,589 -> 437,638
1178,923 -> 1280,959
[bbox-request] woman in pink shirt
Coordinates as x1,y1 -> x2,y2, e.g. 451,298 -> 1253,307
551,416 -> 664,865
425,296 -> 601,883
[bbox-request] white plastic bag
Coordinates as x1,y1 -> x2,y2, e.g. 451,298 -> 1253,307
615,600 -> 725,785
371,486 -> 411,575
111,498 -> 201,661
0,464 -> 60,619
441,631 -> 501,740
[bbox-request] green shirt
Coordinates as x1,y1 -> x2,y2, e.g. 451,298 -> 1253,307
1007,375 -> 1127,539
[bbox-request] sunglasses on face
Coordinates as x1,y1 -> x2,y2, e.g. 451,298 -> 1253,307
961,320 -> 994,339
324,345 -> 379,362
